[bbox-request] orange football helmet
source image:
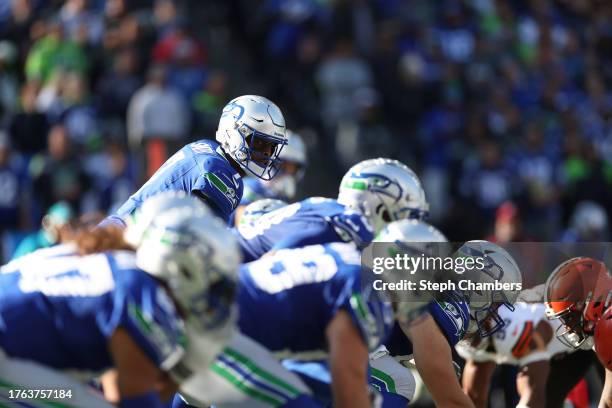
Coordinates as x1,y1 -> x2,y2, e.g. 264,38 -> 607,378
544,257 -> 612,348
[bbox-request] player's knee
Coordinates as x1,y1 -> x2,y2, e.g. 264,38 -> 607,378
369,355 -> 416,402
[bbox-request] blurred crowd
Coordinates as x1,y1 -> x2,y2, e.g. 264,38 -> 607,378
1,0 -> 612,261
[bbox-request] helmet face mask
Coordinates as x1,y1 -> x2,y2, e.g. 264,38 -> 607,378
456,241 -> 522,338
554,306 -> 593,348
239,125 -> 286,180
262,130 -> 307,198
217,95 -> 287,181
125,192 -> 242,334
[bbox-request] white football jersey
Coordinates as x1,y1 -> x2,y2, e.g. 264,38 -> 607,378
456,303 -> 574,366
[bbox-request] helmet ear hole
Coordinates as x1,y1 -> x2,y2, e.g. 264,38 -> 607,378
382,209 -> 392,223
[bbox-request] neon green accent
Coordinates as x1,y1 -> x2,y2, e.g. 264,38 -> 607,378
128,303 -> 153,334
350,293 -> 368,320
211,362 -> 284,406
343,180 -> 367,190
223,348 -> 301,397
205,172 -> 230,194
370,367 -> 397,393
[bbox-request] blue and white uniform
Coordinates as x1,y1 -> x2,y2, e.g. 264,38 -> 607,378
238,243 -> 393,356
109,140 -> 243,225
368,294 -> 470,406
235,198 -> 374,262
173,243 -> 393,408
384,295 -> 470,359
0,245 -> 186,407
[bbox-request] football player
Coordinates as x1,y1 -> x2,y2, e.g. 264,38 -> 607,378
171,242 -> 394,408
0,193 -> 241,408
371,223 -> 522,408
235,158 -> 429,262
103,95 -> 288,226
544,257 -> 612,407
457,285 -> 575,408
234,130 -> 307,225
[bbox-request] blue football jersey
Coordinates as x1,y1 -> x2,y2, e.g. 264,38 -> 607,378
113,140 -> 243,223
385,293 -> 470,358
235,197 -> 374,262
237,243 -> 394,358
0,245 -> 186,374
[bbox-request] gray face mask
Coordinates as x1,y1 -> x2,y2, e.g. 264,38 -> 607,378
264,174 -> 297,199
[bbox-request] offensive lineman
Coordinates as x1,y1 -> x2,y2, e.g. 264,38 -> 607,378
171,242 -> 394,408
369,222 -> 523,407
234,130 -> 307,225
104,95 -> 288,226
0,193 -> 241,408
235,158 -> 429,262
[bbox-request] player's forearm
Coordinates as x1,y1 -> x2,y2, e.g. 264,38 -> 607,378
599,369 -> 612,408
462,360 -> 494,408
518,390 -> 546,408
330,368 -> 370,408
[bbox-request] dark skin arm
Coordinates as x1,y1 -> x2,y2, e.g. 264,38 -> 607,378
108,327 -> 179,403
600,368 -> 612,408
516,360 -> 550,408
327,310 -> 371,408
462,360 -> 496,408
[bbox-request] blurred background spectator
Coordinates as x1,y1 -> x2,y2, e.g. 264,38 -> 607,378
11,200 -> 75,260
0,0 -> 611,263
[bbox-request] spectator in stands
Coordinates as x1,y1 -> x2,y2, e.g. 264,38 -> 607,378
316,37 -> 373,128
11,201 -> 75,260
29,124 -> 90,213
0,131 -> 28,233
8,81 -> 49,156
127,64 -> 189,178
25,18 -> 88,84
47,72 -> 100,148
97,48 -> 141,120
0,41 -> 19,123
460,139 -> 516,220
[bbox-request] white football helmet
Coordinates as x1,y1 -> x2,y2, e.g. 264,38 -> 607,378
455,240 -> 522,337
239,198 -> 288,227
124,191 -> 242,332
262,129 -> 308,199
338,158 -> 429,234
375,220 -> 449,324
375,219 -> 447,244
216,95 -> 287,180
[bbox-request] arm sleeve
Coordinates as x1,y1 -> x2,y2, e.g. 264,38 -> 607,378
427,300 -> 470,347
334,274 -> 393,351
101,272 -> 185,371
195,159 -> 240,223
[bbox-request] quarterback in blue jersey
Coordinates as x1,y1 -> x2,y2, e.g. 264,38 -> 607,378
105,95 -> 288,226
369,221 -> 522,408
172,242 -> 393,408
235,158 -> 430,262
0,193 -> 241,408
234,130 -> 307,225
